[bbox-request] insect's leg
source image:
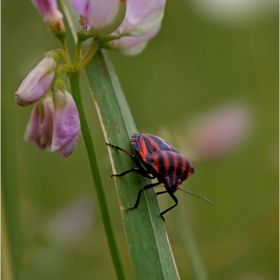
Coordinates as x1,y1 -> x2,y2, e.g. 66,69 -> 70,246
106,143 -> 155,179
156,190 -> 168,196
106,143 -> 132,157
160,192 -> 178,222
111,167 -> 156,179
111,167 -> 141,177
127,181 -> 161,211
135,168 -> 156,179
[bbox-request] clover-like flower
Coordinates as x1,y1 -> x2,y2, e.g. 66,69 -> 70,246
23,76 -> 81,158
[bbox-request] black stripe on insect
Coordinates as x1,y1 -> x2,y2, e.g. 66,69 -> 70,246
106,133 -> 212,221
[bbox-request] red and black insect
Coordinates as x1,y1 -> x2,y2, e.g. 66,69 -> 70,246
107,133 -> 212,221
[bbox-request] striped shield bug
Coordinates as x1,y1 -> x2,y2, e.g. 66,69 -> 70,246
107,133 -> 212,221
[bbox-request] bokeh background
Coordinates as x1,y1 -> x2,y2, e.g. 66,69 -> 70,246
2,0 -> 278,279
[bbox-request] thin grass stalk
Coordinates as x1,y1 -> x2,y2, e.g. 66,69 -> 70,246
69,75 -> 126,280
2,107 -> 21,280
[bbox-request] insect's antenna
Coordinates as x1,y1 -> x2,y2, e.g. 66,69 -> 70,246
178,188 -> 213,204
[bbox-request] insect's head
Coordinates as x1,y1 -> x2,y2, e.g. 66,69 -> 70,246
164,164 -> 195,192
164,175 -> 182,193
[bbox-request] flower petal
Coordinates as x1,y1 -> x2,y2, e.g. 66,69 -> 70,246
31,0 -> 58,16
72,0 -> 126,35
24,103 -> 42,148
15,55 -> 56,107
24,97 -> 54,150
71,0 -> 89,16
58,130 -> 81,158
32,0 -> 65,37
40,97 -> 54,151
116,0 -> 165,36
109,24 -> 160,55
88,0 -> 126,35
51,89 -> 81,158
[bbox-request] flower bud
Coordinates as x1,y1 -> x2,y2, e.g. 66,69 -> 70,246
71,0 -> 126,36
31,0 -> 66,38
24,97 -> 54,151
108,25 -> 160,55
51,87 -> 81,158
15,52 -> 58,107
114,0 -> 166,37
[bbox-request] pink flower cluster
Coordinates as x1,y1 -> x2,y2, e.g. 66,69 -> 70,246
17,0 -> 167,158
71,0 -> 166,54
15,52 -> 81,158
31,0 -> 166,54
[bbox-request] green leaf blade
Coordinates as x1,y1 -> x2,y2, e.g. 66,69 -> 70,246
86,51 -> 180,279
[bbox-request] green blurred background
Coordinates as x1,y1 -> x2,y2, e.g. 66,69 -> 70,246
2,0 -> 278,279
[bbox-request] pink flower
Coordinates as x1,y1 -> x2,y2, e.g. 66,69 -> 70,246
71,0 -> 127,35
108,25 -> 160,55
51,88 -> 81,158
24,85 -> 81,158
188,104 -> 252,160
114,0 -> 166,36
15,52 -> 58,107
31,0 -> 65,37
106,0 -> 165,54
24,97 -> 54,151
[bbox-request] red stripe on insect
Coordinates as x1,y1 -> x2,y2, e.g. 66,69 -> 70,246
172,153 -> 179,176
138,137 -> 150,159
161,151 -> 170,177
180,157 -> 187,180
144,134 -> 161,152
151,152 -> 160,174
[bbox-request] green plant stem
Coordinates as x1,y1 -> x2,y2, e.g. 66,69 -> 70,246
69,75 -> 126,280
79,41 -> 99,69
56,49 -> 72,66
59,37 -> 70,58
74,39 -> 82,68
